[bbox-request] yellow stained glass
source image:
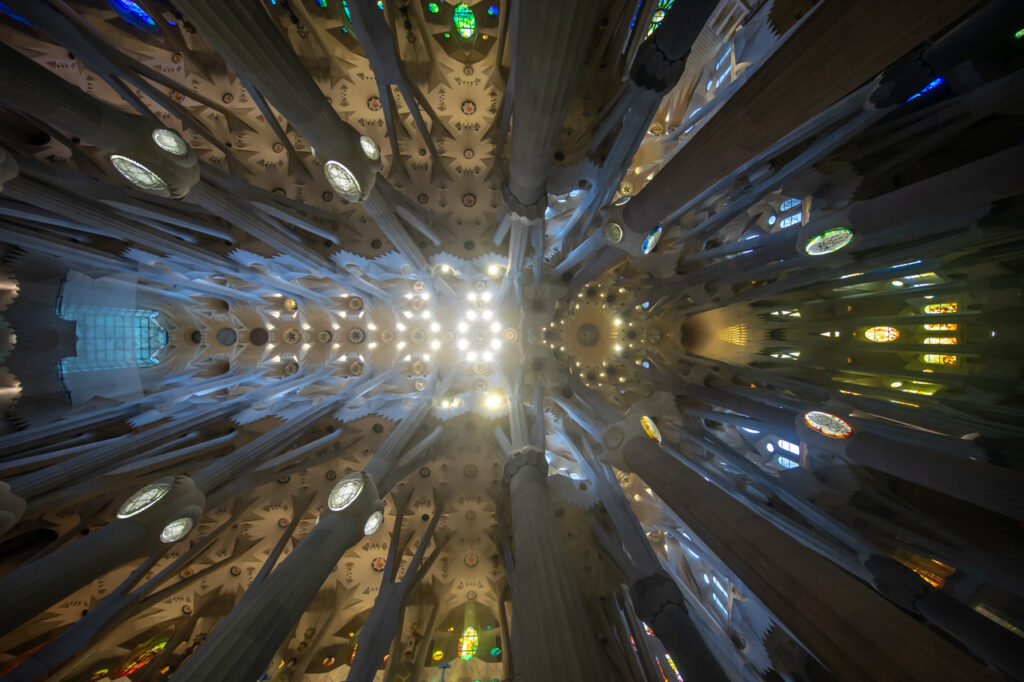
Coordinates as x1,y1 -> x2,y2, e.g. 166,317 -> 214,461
863,326 -> 899,342
640,415 -> 662,444
924,302 -> 957,314
923,354 -> 957,366
924,337 -> 957,345
458,626 -> 479,660
924,323 -> 957,331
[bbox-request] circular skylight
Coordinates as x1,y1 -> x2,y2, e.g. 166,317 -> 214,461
110,155 -> 169,193
803,411 -> 853,439
805,227 -> 854,256
359,135 -> 380,161
159,516 -> 195,543
152,128 -> 189,156
364,510 -> 384,536
117,480 -> 173,518
327,473 -> 364,511
324,160 -> 361,201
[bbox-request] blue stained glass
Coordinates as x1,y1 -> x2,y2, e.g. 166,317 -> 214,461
487,5 -> 499,16
109,0 -> 156,27
715,46 -> 732,71
779,213 -> 802,228
0,1 -> 28,23
779,198 -> 801,211
905,77 -> 944,103
59,305 -> 167,374
776,455 -> 799,469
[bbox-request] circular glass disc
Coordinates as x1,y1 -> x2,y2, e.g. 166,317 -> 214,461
805,227 -> 854,255
363,510 -> 384,535
641,226 -> 663,254
328,473 -> 364,511
152,128 -> 189,156
640,415 -> 662,444
603,222 -> 623,245
110,155 -> 169,193
324,160 -> 362,201
359,135 -> 380,161
803,411 -> 853,439
160,516 -> 195,543
118,480 -> 173,518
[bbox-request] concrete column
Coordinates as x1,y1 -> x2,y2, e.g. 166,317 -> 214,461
624,437 -> 999,682
503,446 -> 608,682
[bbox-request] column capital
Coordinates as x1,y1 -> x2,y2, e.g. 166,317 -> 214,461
502,446 -> 547,487
629,569 -> 686,623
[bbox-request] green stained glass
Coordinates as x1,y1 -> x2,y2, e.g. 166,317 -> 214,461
428,1 -> 440,13
341,0 -> 351,22
453,3 -> 475,39
646,0 -> 675,38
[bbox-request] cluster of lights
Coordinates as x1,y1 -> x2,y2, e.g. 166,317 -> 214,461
456,287 -> 504,364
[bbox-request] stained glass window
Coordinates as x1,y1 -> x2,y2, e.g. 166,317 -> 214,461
116,639 -> 167,677
863,326 -> 900,342
160,517 -> 194,543
924,337 -> 957,345
328,473 -> 364,511
324,160 -> 361,200
640,415 -> 662,444
453,3 -> 476,39
779,198 -> 801,211
152,129 -> 188,156
427,1 -> 439,12
665,654 -> 685,682
778,212 -> 802,229
777,438 -> 801,454
59,305 -> 167,375
805,227 -> 854,255
924,323 -> 958,331
905,77 -> 943,103
776,455 -> 799,469
109,0 -> 155,27
458,626 -> 479,660
924,302 -> 957,314
803,411 -> 853,439
923,354 -> 957,366
487,5 -> 499,16
641,225 -> 663,254
645,0 -> 675,38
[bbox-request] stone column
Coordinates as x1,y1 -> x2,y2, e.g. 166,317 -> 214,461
623,0 -> 982,233
838,428 -> 1024,522
0,475 -> 204,637
503,446 -> 608,682
624,437 -> 999,682
505,0 -> 602,207
172,472 -> 383,682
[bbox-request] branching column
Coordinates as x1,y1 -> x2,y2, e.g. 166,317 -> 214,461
624,437 -> 999,682
503,446 -> 607,682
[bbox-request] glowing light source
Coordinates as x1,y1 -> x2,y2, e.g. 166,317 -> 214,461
805,227 -> 854,255
159,517 -> 194,543
110,155 -> 169,193
641,225 -> 663,254
458,626 -> 479,660
484,393 -> 504,409
640,415 -> 662,444
118,480 -> 173,518
359,135 -> 380,161
363,510 -> 384,535
324,160 -> 361,200
803,411 -> 853,439
453,3 -> 476,39
328,472 -> 364,511
863,326 -> 900,343
152,129 -> 188,155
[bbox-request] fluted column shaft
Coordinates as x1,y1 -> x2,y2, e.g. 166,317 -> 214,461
172,477 -> 381,682
623,0 -> 981,232
506,0 -> 602,207
503,447 -> 607,682
624,437 -> 998,682
841,430 -> 1024,521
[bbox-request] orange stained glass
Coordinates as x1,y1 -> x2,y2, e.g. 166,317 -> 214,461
924,323 -> 958,331
863,326 -> 900,342
923,354 -> 957,366
640,415 -> 662,444
924,302 -> 958,314
924,337 -> 957,345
